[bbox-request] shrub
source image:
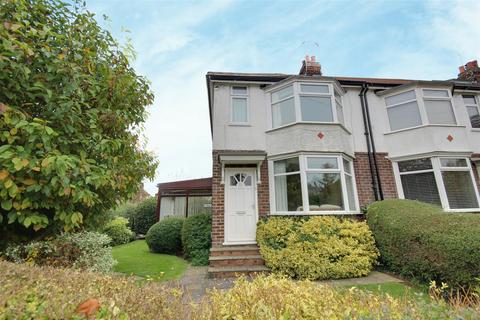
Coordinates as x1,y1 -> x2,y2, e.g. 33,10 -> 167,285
182,213 -> 212,265
2,261 -> 478,319
4,231 -> 116,273
366,199 -> 480,288
146,217 -> 184,254
131,197 -> 157,235
256,216 -> 379,280
103,217 -> 134,246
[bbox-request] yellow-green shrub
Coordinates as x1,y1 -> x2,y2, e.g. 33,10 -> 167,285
256,216 -> 379,280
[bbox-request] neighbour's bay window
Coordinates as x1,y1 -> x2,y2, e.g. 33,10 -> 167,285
396,157 -> 480,211
272,154 -> 357,214
385,88 -> 457,131
271,82 -> 344,129
463,95 -> 480,128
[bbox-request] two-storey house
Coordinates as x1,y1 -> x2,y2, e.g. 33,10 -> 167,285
206,58 -> 480,276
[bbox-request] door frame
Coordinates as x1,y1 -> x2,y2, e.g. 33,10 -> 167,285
223,167 -> 259,245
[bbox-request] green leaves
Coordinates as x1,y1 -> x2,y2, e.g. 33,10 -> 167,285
0,0 -> 157,236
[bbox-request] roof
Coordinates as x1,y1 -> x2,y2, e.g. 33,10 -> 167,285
157,177 -> 212,190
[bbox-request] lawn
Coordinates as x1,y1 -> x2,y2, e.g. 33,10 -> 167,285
353,282 -> 429,301
112,240 -> 188,281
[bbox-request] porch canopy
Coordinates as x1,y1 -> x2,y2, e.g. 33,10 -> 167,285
156,178 -> 212,220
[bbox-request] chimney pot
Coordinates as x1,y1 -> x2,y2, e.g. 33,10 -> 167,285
299,54 -> 322,76
457,59 -> 480,83
459,66 -> 466,73
311,56 -> 316,62
466,60 -> 478,69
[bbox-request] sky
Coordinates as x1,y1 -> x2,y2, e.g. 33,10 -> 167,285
86,0 -> 480,195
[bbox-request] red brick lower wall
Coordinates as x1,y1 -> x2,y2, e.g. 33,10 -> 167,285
211,150 -> 269,246
353,152 -> 397,208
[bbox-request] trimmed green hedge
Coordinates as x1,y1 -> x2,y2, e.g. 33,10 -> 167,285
145,217 -> 184,254
366,199 -> 480,288
256,216 -> 379,280
131,197 -> 157,235
103,217 -> 134,246
181,213 -> 212,265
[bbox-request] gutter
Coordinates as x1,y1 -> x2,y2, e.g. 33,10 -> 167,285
359,83 -> 384,201
206,74 -> 213,137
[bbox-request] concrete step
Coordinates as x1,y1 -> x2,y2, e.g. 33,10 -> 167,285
210,245 -> 260,257
208,265 -> 270,278
209,255 -> 265,267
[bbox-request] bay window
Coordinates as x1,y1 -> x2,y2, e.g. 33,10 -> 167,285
385,88 -> 457,131
396,157 -> 480,211
272,154 -> 358,214
463,95 -> 480,128
270,82 -> 345,129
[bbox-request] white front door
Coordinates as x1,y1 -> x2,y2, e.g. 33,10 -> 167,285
224,168 -> 257,244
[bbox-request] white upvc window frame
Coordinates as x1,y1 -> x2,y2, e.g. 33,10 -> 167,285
269,82 -> 345,130
384,87 -> 458,133
394,156 -> 480,212
269,153 -> 359,215
230,85 -> 249,125
462,94 -> 480,129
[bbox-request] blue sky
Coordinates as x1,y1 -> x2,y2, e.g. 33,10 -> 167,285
87,0 -> 480,195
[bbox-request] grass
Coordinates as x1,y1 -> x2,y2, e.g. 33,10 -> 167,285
353,282 -> 430,301
112,240 -> 188,281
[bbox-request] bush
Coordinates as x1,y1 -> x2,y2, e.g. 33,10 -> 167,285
4,231 -> 116,273
2,262 -> 478,319
146,217 -> 184,254
131,197 -> 157,235
256,216 -> 379,280
366,199 -> 480,288
103,217 -> 134,246
182,213 -> 212,265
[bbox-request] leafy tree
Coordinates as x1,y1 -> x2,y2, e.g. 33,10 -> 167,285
0,0 -> 157,240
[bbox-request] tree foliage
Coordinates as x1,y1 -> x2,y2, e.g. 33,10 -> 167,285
0,0 -> 157,238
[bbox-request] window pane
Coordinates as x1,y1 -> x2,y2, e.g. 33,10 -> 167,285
345,174 -> 356,211
463,95 -> 477,105
300,96 -> 333,122
300,84 -> 329,93
232,86 -> 247,95
398,158 -> 432,172
467,106 -> 480,128
387,101 -> 422,131
274,157 -> 300,174
440,158 -> 467,167
343,158 -> 351,174
423,89 -> 449,97
232,98 -> 247,122
442,171 -> 479,209
385,90 -> 416,106
307,173 -> 344,210
401,172 -> 442,206
336,101 -> 344,125
272,85 -> 293,103
188,196 -> 212,215
307,157 -> 338,169
272,97 -> 295,127
275,174 -> 302,211
424,100 -> 456,125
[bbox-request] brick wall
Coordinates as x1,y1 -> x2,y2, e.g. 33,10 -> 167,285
353,152 -> 397,208
211,150 -> 269,246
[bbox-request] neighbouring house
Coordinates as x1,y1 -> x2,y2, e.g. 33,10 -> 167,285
205,57 -> 480,277
155,178 -> 212,220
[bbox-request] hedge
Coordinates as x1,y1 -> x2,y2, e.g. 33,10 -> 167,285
146,217 -> 184,254
181,213 -> 212,265
256,216 -> 379,280
103,217 -> 134,246
366,199 -> 480,288
131,197 -> 157,235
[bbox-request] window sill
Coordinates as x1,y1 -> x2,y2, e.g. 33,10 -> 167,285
470,128 -> 480,132
444,208 -> 480,213
228,123 -> 251,127
269,211 -> 361,216
384,124 -> 467,135
266,121 -> 351,134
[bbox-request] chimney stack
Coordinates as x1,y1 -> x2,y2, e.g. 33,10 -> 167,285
457,60 -> 480,83
299,55 -> 322,76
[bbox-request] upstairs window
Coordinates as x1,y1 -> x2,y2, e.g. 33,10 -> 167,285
463,95 -> 480,128
422,89 -> 456,125
270,82 -> 344,129
231,86 -> 248,124
385,90 -> 422,131
385,88 -> 457,132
